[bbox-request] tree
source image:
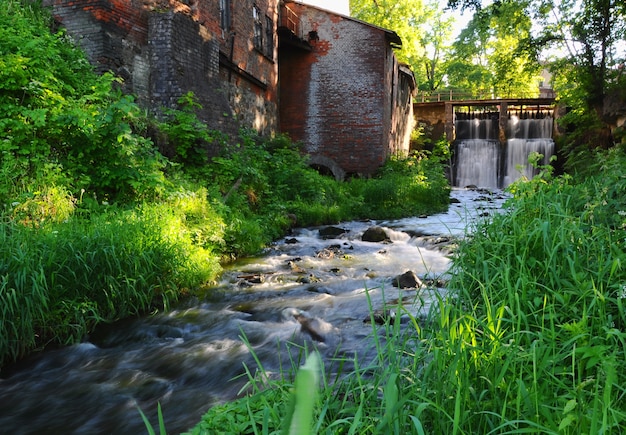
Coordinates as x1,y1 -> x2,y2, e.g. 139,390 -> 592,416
350,0 -> 429,65
447,0 -> 626,153
448,1 -> 542,98
416,6 -> 455,91
350,0 -> 455,91
531,0 -> 626,116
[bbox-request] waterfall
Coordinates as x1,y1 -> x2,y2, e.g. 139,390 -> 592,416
455,139 -> 500,189
503,115 -> 555,186
453,111 -> 501,189
453,108 -> 555,189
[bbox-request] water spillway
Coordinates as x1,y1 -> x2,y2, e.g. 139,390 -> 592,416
452,106 -> 555,189
503,112 -> 555,186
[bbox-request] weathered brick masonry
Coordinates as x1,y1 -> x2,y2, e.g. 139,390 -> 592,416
279,3 -> 414,178
42,0 -> 414,177
43,0 -> 278,139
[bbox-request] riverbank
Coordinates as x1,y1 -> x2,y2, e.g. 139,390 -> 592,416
0,3 -> 451,370
186,148 -> 626,434
0,145 -> 451,370
0,187 -> 494,434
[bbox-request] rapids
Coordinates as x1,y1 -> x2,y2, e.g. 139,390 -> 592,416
0,188 -> 507,434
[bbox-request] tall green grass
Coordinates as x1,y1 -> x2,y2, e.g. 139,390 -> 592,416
0,192 -> 223,366
186,150 -> 626,434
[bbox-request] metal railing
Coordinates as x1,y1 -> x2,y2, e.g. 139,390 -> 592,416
280,5 -> 302,39
417,90 -> 491,102
417,89 -> 555,103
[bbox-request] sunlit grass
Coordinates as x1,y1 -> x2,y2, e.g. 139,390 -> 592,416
184,151 -> 626,434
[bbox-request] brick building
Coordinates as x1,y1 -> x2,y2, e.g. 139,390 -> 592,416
279,2 -> 415,178
41,0 -> 415,178
42,0 -> 279,138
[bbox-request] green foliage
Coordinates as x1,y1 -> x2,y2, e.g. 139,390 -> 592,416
0,195 -> 224,366
350,0 -> 430,66
535,0 -> 625,111
344,152 -> 450,219
58,84 -> 168,201
0,0 -> 167,204
139,402 -> 168,435
350,0 -> 457,93
449,2 -> 542,98
158,92 -> 223,172
430,149 -> 626,433
186,384 -> 290,435
284,352 -> 320,435
187,149 -> 626,434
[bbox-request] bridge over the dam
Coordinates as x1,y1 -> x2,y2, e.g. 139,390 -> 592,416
414,97 -> 561,189
414,97 -> 558,145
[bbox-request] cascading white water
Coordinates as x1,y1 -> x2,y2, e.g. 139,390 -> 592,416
453,110 -> 555,189
454,139 -> 500,189
503,115 -> 555,186
453,114 -> 501,189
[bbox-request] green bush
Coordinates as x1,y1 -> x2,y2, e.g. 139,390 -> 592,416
0,193 -> 224,366
0,0 -> 167,204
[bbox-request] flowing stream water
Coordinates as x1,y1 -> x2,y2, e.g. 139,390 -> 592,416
0,188 -> 507,435
453,111 -> 555,189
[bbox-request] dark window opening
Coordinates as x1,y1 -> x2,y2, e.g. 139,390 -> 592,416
265,15 -> 274,58
220,0 -> 231,31
253,5 -> 263,51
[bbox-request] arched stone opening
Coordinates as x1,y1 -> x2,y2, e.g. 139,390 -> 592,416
307,155 -> 345,181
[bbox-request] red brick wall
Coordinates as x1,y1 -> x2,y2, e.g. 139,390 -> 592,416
43,0 -> 280,136
279,4 -> 405,177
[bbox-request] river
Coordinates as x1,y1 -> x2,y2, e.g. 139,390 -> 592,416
0,188 -> 507,434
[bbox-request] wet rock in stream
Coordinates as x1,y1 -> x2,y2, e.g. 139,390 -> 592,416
392,270 -> 423,289
282,308 -> 338,343
318,225 -> 348,239
361,226 -> 391,242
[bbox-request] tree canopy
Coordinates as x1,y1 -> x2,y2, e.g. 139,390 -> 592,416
350,0 -> 544,98
448,1 -> 541,98
445,0 -> 626,114
350,0 -> 455,92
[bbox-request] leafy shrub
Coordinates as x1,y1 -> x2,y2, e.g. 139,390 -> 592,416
0,0 -> 167,204
344,151 -> 450,219
157,92 -> 225,172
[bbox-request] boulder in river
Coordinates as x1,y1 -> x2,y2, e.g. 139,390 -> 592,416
362,226 -> 390,243
282,308 -> 336,343
392,270 -> 423,289
319,226 -> 348,239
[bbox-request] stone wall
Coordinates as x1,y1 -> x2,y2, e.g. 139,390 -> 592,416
413,102 -> 448,145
